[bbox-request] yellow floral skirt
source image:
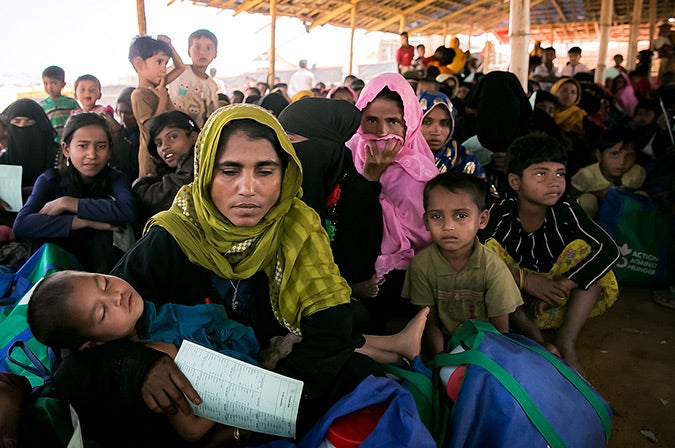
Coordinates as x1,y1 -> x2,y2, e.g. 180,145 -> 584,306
485,238 -> 619,329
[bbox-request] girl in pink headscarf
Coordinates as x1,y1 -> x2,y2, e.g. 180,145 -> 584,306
347,72 -> 438,332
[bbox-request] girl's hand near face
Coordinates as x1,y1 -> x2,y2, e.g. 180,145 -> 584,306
39,196 -> 78,215
362,138 -> 403,181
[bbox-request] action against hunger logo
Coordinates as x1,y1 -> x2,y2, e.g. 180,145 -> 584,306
615,243 -> 658,274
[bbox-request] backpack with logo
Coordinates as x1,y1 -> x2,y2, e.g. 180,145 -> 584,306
598,188 -> 672,287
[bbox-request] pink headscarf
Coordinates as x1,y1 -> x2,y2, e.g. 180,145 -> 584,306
614,72 -> 639,117
327,85 -> 358,103
347,72 -> 437,281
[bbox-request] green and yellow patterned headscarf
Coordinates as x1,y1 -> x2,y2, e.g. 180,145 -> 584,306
147,104 -> 349,334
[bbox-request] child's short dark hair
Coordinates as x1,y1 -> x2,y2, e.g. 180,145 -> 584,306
27,271 -> 83,350
568,46 -> 582,55
506,132 -> 568,176
117,86 -> 135,107
74,74 -> 101,92
423,172 -> 488,211
128,35 -> 172,63
595,125 -> 635,153
534,90 -> 559,108
417,44 -> 425,50
188,29 -> 218,48
634,98 -> 661,118
42,66 -> 65,81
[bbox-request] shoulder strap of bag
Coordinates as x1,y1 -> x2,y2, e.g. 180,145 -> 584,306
504,336 -> 612,440
382,363 -> 433,430
434,349 -> 568,448
7,340 -> 58,396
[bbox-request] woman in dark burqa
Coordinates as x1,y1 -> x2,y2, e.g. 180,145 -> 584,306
278,97 -> 383,300
0,99 -> 59,191
259,91 -> 290,117
459,71 -> 532,194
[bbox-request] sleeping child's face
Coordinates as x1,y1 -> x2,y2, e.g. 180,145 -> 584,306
63,271 -> 144,349
596,142 -> 637,181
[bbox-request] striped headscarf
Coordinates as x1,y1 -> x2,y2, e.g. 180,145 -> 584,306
147,104 -> 349,334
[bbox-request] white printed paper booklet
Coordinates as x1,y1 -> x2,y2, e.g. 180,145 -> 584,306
175,340 -> 303,438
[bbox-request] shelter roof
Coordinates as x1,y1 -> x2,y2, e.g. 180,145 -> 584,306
185,0 -> 674,43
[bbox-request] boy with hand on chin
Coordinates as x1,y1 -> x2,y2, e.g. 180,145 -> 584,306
402,172 -> 524,358
168,29 -> 220,128
128,35 -> 185,178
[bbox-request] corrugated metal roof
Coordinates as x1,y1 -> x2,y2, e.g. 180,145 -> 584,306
184,0 -> 674,42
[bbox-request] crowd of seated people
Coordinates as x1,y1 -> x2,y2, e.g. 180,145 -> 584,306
1,30 -> 674,447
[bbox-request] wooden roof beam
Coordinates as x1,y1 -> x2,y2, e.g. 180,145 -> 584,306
308,1 -> 355,30
234,0 -> 264,16
548,0 -> 568,23
367,0 -> 438,33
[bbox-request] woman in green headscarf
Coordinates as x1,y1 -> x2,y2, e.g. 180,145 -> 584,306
54,104 -> 428,446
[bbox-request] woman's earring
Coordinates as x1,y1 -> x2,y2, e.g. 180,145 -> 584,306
66,157 -> 70,167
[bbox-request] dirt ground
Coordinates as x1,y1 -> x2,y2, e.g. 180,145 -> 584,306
569,286 -> 674,447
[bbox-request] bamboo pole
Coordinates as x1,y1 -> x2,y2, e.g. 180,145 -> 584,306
627,0 -> 643,71
136,0 -> 147,35
648,0 -> 657,50
349,4 -> 356,76
509,0 -> 530,91
594,0 -> 613,84
269,0 -> 276,87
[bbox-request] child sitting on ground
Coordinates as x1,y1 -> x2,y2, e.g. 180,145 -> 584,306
131,110 -> 199,232
478,133 -> 621,373
401,172 -> 523,358
569,126 -> 646,220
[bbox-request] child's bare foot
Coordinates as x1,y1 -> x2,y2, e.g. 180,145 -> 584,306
555,339 -> 584,376
543,342 -> 561,357
397,307 -> 430,361
350,278 -> 379,299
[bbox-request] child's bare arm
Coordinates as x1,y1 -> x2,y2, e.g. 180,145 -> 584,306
158,35 -> 186,85
143,341 -> 216,441
488,314 -> 509,333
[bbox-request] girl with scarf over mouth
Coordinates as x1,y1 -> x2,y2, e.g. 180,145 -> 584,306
347,72 -> 438,333
0,99 -> 59,192
54,104 -> 428,447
